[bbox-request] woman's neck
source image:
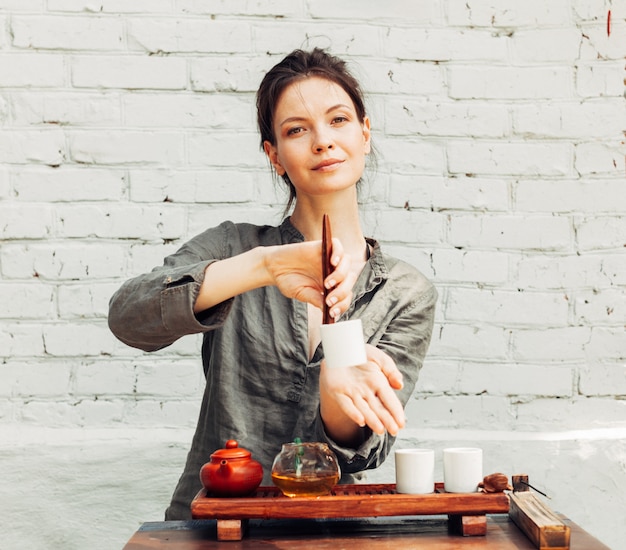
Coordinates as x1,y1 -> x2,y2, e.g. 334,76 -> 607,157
290,202 -> 366,258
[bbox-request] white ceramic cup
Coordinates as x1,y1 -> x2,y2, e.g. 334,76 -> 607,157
395,448 -> 435,494
443,447 -> 483,493
320,319 -> 367,369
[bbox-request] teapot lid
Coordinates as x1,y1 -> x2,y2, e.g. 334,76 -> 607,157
211,439 -> 251,460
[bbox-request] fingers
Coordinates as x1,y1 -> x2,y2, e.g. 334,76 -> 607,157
323,238 -> 356,319
322,359 -> 406,437
365,344 -> 404,390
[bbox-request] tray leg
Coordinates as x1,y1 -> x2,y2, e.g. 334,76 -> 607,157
448,514 -> 487,536
217,519 -> 249,541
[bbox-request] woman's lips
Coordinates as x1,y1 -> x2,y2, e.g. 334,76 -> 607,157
312,159 -> 343,171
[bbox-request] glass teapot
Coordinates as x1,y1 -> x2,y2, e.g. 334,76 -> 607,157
271,440 -> 340,497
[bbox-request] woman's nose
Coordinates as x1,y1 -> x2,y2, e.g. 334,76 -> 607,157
313,130 -> 334,152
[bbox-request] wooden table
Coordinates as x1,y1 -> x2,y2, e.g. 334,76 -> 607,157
124,515 -> 610,549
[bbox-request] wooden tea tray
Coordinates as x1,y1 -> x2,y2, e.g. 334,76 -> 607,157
191,483 -> 510,541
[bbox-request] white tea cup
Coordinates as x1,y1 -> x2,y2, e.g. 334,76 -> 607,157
395,448 -> 435,494
443,447 -> 483,493
320,319 -> 367,369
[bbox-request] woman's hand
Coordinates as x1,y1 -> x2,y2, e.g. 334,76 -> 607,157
265,238 -> 356,320
319,344 -> 406,445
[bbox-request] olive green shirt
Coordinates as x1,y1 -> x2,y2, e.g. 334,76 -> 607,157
108,218 -> 437,520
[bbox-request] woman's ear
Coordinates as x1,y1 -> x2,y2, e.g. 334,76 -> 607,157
263,140 -> 286,176
362,117 -> 371,155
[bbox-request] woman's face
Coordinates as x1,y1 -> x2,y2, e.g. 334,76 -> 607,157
263,76 -> 371,200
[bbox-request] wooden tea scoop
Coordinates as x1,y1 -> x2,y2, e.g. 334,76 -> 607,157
322,214 -> 334,325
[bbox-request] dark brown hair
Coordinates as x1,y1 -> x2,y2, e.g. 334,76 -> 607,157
256,48 -> 369,211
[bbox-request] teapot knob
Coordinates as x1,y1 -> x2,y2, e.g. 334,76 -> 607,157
225,439 -> 239,449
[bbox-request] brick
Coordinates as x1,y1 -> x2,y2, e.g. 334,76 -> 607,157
515,254 -> 606,289
0,0 -> 45,10
187,132 -> 266,168
0,204 -> 54,239
576,216 -> 626,251
11,15 -> 124,50
428,323 -> 509,359
135,361 -> 202,397
575,288 -> 625,326
459,363 -> 574,397
516,397 -> 626,429
413,359 -> 461,393
448,141 -> 572,177
255,23 -> 381,58
11,91 -> 122,127
449,66 -> 573,100
1,243 -> 126,280
56,204 -> 186,240
576,62 -> 626,98
57,282 -> 121,319
48,0 -> 173,12
511,29 -> 582,62
0,16 -> 6,48
511,327 -> 591,361
446,288 -> 569,326
13,167 -> 126,202
126,242 -> 180,275
0,283 -> 55,319
129,169 -> 256,204
377,137 -> 446,174
123,93 -> 254,129
385,99 -> 508,138
20,401 -> 80,426
176,0 -> 299,17
513,100 -> 626,139
435,176 -> 509,211
431,248 -> 509,284
379,245 -> 435,280
42,323 -> 118,357
585,327 -> 626,361
386,28 -> 508,62
73,398 -> 125,425
69,130 -> 184,165
309,0 -> 437,22
0,166 -> 9,199
574,142 -> 626,176
0,53 -> 65,87
71,55 -> 187,90
445,0 -> 571,27
405,395 -> 515,430
601,254 -> 626,286
579,363 -> 626,396
73,361 -> 136,396
361,60 -> 445,97
374,210 -> 445,245
448,214 -> 571,250
158,400 -> 202,428
3,362 -> 72,397
191,56 -> 271,93
579,22 -> 626,61
0,323 -> 45,358
0,129 -> 65,165
186,206 -> 279,239
515,179 -> 625,213
127,18 -> 252,54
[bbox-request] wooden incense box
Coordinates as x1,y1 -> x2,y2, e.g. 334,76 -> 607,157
509,475 -> 571,550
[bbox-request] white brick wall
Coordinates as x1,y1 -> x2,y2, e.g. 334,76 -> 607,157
0,2 -> 624,549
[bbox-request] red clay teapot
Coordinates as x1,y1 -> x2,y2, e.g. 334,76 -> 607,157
199,439 -> 263,497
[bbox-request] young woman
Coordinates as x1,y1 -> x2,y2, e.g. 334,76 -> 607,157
108,48 -> 437,520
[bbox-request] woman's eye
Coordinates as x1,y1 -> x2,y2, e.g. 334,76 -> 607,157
332,116 -> 348,124
286,126 -> 303,136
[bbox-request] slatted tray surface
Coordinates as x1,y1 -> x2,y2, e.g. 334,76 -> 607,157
191,483 -> 510,520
